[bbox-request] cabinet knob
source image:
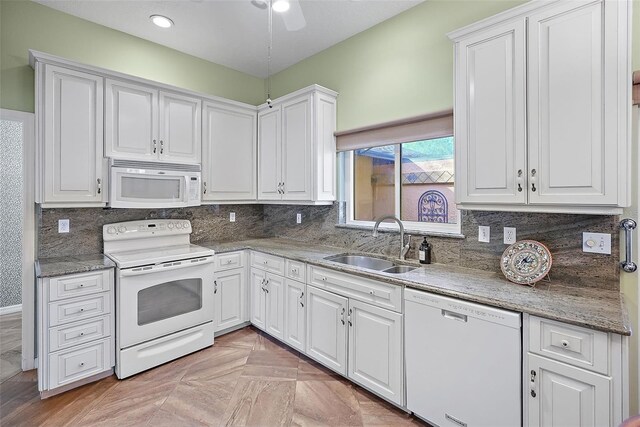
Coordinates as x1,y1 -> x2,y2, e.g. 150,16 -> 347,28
517,169 -> 523,177
530,390 -> 536,398
518,183 -> 522,192
561,340 -> 569,348
79,284 -> 84,288
531,169 -> 536,177
79,362 -> 85,367
79,308 -> 84,312
79,332 -> 84,336
531,183 -> 537,192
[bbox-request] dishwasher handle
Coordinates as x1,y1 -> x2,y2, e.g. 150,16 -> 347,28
441,309 -> 468,323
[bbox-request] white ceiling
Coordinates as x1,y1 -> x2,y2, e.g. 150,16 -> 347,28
34,0 -> 424,78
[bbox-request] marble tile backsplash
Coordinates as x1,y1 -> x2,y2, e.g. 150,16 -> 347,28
263,204 -> 620,290
37,204 -> 267,258
39,203 -> 620,290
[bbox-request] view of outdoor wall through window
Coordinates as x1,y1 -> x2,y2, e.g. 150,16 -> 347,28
400,137 -> 457,224
352,136 -> 457,226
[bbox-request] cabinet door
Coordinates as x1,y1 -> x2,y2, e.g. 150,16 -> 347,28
257,107 -> 282,200
347,300 -> 403,405
314,93 -> 337,202
305,286 -> 347,375
284,278 -> 305,352
202,102 -> 257,201
528,354 -> 611,427
264,273 -> 285,340
214,268 -> 246,333
249,268 -> 267,331
105,79 -> 158,160
281,95 -> 312,201
527,0 -> 617,205
455,20 -> 527,205
42,65 -> 105,204
159,92 -> 201,164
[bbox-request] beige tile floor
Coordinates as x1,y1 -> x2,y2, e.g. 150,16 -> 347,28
0,312 -> 22,383
0,326 -> 429,426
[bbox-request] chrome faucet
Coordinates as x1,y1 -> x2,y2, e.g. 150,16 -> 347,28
372,215 -> 411,260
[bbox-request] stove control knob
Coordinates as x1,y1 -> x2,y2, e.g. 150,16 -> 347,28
107,227 -> 116,235
168,223 -> 174,229
117,226 -> 126,233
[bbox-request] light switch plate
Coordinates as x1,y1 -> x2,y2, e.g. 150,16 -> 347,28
504,227 -> 516,244
478,226 -> 490,243
296,213 -> 302,224
582,232 -> 611,254
230,212 -> 236,222
58,219 -> 70,233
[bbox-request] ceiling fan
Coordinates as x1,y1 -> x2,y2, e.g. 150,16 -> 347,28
251,0 -> 307,31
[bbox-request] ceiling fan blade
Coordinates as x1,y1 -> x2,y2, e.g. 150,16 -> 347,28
281,0 -> 306,31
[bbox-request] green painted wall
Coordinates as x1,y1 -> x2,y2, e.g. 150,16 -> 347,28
270,0 -> 525,131
0,0 -> 265,113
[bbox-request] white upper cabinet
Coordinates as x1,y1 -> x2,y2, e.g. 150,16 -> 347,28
450,0 -> 631,214
105,79 -> 157,161
454,20 -> 527,205
202,102 -> 257,201
38,64 -> 106,206
105,79 -> 200,164
257,85 -> 338,204
159,92 -> 201,163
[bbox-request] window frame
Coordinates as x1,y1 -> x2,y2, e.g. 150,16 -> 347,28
342,140 -> 462,236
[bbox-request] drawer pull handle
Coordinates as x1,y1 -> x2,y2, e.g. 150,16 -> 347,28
369,290 -> 375,296
214,280 -> 218,294
79,332 -> 85,336
299,292 -> 304,308
530,390 -> 536,398
79,284 -> 85,288
264,261 -> 268,265
561,340 -> 569,348
321,277 -> 327,281
226,260 -> 232,264
79,308 -> 85,312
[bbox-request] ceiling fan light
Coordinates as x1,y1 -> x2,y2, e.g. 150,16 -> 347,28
150,15 -> 174,28
272,0 -> 290,13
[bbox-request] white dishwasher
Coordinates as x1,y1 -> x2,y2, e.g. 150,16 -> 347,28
405,288 -> 521,427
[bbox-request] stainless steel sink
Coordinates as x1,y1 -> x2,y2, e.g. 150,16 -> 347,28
381,266 -> 418,274
324,255 -> 394,271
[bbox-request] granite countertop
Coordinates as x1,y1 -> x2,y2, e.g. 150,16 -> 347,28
202,238 -> 631,336
36,254 -> 116,278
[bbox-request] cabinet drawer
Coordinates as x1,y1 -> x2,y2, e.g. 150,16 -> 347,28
215,251 -> 245,271
286,259 -> 306,282
49,315 -> 111,352
49,270 -> 111,302
251,251 -> 285,275
308,266 -> 402,312
529,316 -> 609,375
49,293 -> 111,327
48,338 -> 112,389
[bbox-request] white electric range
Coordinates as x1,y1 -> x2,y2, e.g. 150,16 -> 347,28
103,219 -> 215,379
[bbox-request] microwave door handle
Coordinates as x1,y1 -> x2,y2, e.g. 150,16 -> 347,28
119,257 -> 215,277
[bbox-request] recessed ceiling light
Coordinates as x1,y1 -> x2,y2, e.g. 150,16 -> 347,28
150,15 -> 174,28
272,0 -> 290,13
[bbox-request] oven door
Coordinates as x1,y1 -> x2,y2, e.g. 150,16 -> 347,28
117,257 -> 214,349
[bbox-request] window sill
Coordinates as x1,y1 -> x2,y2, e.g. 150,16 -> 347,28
335,223 -> 465,239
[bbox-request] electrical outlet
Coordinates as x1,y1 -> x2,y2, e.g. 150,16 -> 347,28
296,213 -> 302,224
504,227 -> 516,244
229,212 -> 236,222
58,219 -> 70,233
582,232 -> 611,254
478,226 -> 490,243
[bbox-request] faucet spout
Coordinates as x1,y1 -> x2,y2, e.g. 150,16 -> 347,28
372,215 -> 410,260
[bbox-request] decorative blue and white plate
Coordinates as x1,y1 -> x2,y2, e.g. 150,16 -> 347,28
501,240 -> 552,285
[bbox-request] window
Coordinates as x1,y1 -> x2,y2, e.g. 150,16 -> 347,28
344,135 -> 460,235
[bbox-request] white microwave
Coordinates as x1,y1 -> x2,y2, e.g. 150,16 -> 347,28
109,160 -> 201,209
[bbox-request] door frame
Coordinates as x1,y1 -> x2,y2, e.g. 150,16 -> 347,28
0,109 -> 36,371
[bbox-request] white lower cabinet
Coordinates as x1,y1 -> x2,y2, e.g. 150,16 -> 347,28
250,266 -> 285,340
264,273 -> 285,340
250,268 -> 267,331
305,284 -> 404,405
284,278 -> 306,352
305,285 -> 348,375
348,299 -> 403,405
528,354 -> 611,427
37,269 -> 115,397
213,268 -> 246,333
525,314 -> 626,427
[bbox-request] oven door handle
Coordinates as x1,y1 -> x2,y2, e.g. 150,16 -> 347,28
119,257 -> 214,277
